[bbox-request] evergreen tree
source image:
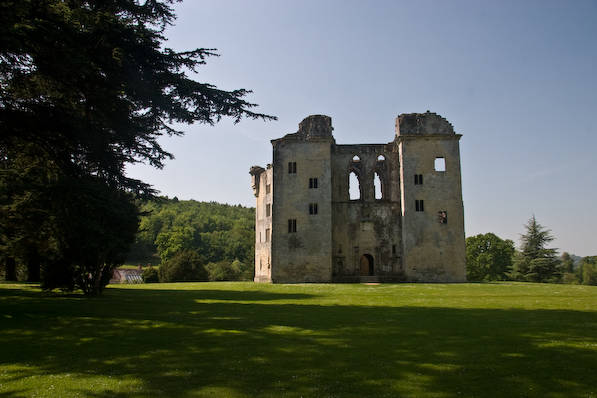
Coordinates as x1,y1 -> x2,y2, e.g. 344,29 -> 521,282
0,0 -> 274,292
560,252 -> 574,273
512,215 -> 561,282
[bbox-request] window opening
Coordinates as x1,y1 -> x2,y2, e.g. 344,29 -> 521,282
377,154 -> 385,161
266,184 -> 271,194
309,178 -> 318,189
352,155 -> 360,162
265,228 -> 270,242
309,203 -> 318,215
349,171 -> 360,200
415,200 -> 425,212
414,174 -> 423,185
392,244 -> 396,255
438,210 -> 448,224
434,157 -> 446,172
266,204 -> 271,217
288,161 -> 297,174
288,219 -> 297,233
374,172 -> 382,200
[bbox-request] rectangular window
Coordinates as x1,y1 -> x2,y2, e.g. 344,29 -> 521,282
288,219 -> 297,233
414,174 -> 423,185
266,204 -> 271,217
415,200 -> 424,212
434,157 -> 446,172
288,162 -> 297,174
392,244 -> 396,255
309,203 -> 318,215
309,177 -> 318,189
266,184 -> 271,194
265,228 -> 270,242
438,210 -> 448,224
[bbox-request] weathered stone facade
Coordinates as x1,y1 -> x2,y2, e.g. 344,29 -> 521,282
250,112 -> 465,283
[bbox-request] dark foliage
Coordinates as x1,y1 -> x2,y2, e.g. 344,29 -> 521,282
141,267 -> 159,283
0,0 -> 273,293
205,259 -> 252,281
42,177 -> 140,295
0,0 -> 275,195
158,250 -> 207,282
512,215 -> 561,283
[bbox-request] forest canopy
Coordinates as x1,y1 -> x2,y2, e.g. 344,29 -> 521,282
127,198 -> 255,281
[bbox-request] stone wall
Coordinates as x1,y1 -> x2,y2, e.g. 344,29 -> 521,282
269,116 -> 334,282
251,165 -> 273,282
397,112 -> 466,281
330,144 -> 404,281
250,112 -> 466,283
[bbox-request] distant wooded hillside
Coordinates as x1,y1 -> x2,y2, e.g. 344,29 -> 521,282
126,198 -> 254,269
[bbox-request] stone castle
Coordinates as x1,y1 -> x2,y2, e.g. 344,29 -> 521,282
250,112 -> 465,283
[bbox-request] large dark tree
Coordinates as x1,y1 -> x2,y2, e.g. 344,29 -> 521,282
1,0 -> 274,194
512,216 -> 561,283
0,0 -> 274,293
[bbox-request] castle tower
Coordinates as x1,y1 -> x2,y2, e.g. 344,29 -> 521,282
252,115 -> 335,283
395,112 -> 466,281
251,112 -> 465,283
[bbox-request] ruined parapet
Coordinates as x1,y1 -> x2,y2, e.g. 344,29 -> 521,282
249,166 -> 265,197
395,111 -> 455,136
272,114 -> 335,145
298,115 -> 333,140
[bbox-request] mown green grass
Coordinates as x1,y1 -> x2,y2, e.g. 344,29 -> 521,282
0,282 -> 596,397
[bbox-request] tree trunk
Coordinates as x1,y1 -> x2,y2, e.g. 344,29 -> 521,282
5,257 -> 17,281
26,253 -> 41,282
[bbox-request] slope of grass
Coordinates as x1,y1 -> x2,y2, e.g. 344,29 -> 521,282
0,282 -> 596,397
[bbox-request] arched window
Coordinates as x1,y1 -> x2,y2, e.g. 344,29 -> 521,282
377,154 -> 385,161
349,171 -> 360,200
352,155 -> 360,162
374,172 -> 383,199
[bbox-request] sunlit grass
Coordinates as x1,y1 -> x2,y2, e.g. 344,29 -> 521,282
0,282 -> 596,397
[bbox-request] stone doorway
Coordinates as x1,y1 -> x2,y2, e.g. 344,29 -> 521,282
359,254 -> 374,276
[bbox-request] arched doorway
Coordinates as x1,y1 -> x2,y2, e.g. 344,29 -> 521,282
359,254 -> 374,276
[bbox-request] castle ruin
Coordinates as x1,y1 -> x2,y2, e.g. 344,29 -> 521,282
250,112 -> 465,283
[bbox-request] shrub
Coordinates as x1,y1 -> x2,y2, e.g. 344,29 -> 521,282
581,257 -> 597,286
158,250 -> 207,282
205,259 -> 253,281
561,272 -> 579,284
142,267 -> 159,283
466,233 -> 514,281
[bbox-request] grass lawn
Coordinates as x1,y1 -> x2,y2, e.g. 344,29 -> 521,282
0,282 -> 596,398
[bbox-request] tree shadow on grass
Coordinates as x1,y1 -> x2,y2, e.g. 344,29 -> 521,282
0,286 -> 596,397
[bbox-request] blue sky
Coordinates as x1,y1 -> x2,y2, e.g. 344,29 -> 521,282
127,0 -> 597,256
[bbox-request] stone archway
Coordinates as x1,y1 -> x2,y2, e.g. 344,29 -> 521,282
359,254 -> 374,276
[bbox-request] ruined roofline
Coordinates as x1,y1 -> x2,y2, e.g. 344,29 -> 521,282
269,111 -> 459,145
395,134 -> 462,141
271,114 -> 335,144
249,165 -> 265,176
395,111 -> 456,136
335,143 -> 390,148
